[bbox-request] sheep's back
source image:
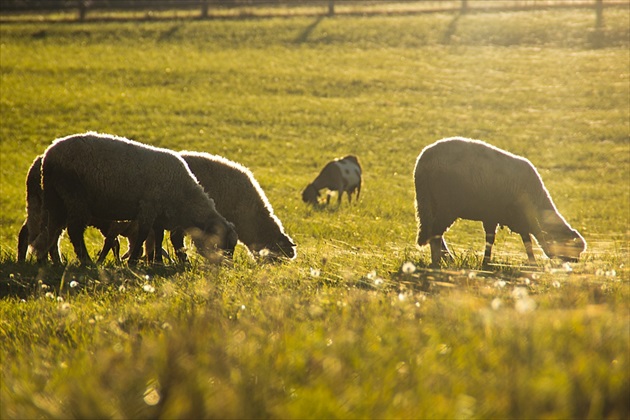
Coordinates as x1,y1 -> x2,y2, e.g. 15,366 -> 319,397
42,133 -> 204,220
181,152 -> 286,245
415,138 -> 542,223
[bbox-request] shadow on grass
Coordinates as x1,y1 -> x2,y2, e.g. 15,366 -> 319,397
294,15 -> 325,44
0,257 -> 187,300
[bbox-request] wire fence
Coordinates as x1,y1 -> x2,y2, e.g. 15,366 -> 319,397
0,0 -> 626,22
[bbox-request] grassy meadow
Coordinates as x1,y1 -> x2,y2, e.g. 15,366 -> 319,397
1,6 -> 629,418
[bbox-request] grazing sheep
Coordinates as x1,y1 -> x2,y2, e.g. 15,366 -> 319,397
31,132 -> 238,264
17,155 -> 126,263
414,137 -> 586,267
163,152 -> 296,261
302,155 -> 362,206
17,155 -> 62,263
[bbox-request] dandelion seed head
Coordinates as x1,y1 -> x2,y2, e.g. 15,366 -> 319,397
491,298 -> 503,311
512,287 -> 528,300
61,303 -> 71,311
57,296 -> 64,302
69,280 -> 79,288
143,284 -> 155,293
119,285 -> 126,292
367,270 -> 377,280
143,387 -> 161,406
552,280 -> 561,289
398,292 -> 406,302
374,277 -> 384,286
402,261 -> 416,274
161,322 -> 172,331
259,248 -> 270,258
468,271 -> 477,279
45,292 -> 54,299
309,268 -> 321,278
515,297 -> 536,314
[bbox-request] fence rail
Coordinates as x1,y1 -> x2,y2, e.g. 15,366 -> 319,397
0,0 -> 626,21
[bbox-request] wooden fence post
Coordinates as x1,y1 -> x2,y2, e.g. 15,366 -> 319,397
201,0 -> 209,19
461,0 -> 468,14
328,0 -> 335,16
78,0 -> 87,21
595,0 -> 604,28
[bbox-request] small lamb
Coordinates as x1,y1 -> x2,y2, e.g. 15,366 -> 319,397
414,137 -> 586,267
31,132 -> 237,264
302,155 -> 362,206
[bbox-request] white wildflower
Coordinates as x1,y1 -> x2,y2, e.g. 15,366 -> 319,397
491,298 -> 503,311
69,280 -> 79,288
515,296 -> 537,314
402,261 -> 416,274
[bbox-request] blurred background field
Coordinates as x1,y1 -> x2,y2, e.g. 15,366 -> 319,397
0,3 -> 628,418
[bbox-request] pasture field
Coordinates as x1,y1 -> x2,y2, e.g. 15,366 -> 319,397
1,7 -> 629,418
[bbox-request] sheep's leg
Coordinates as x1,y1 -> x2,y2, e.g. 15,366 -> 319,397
429,236 -> 441,267
67,221 -> 91,264
128,224 -> 149,265
17,222 -> 29,262
429,235 -> 452,268
97,237 -> 120,264
170,228 -> 187,263
482,222 -> 498,268
49,234 -> 63,264
149,228 -> 164,264
97,225 -> 121,264
520,233 -> 536,265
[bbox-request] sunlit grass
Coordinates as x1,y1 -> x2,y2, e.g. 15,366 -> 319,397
1,7 -> 629,418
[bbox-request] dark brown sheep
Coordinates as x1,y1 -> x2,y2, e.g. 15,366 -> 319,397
31,132 -> 237,265
414,137 -> 586,267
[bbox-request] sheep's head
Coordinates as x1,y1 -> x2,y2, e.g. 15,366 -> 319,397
252,235 -> 297,262
543,228 -> 587,262
189,220 -> 238,263
302,184 -> 320,205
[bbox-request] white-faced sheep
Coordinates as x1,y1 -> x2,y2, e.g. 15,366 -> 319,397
17,155 -> 129,264
414,137 -> 586,267
31,132 -> 238,265
140,152 -> 295,262
302,155 -> 362,206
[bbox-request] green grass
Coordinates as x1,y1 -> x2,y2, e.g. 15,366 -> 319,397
1,7 -> 629,418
